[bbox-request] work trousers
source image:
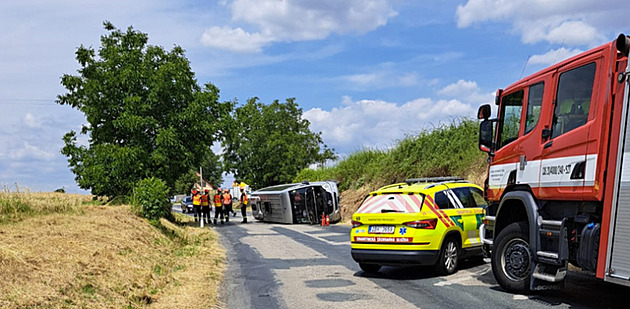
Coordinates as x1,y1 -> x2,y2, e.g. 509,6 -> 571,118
201,206 -> 210,223
223,203 -> 231,222
214,206 -> 224,223
193,205 -> 201,220
241,204 -> 247,222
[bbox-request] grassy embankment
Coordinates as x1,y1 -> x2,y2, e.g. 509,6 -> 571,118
295,118 -> 488,221
0,189 -> 225,309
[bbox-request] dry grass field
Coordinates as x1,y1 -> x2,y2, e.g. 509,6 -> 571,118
0,191 -> 225,308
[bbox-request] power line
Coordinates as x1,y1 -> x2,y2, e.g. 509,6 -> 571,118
0,99 -> 58,106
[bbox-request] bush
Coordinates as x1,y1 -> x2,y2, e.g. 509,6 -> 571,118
133,177 -> 171,220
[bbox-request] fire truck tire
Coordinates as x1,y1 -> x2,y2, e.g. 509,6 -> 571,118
359,263 -> 381,273
435,236 -> 459,275
492,221 -> 531,293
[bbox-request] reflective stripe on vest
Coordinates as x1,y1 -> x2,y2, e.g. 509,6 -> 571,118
192,194 -> 201,205
201,194 -> 209,206
214,194 -> 222,206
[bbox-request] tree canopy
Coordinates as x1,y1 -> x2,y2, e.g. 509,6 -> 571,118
57,22 -> 230,198
222,97 -> 336,188
174,151 -> 224,194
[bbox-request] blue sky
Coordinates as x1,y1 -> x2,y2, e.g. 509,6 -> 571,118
0,0 -> 628,193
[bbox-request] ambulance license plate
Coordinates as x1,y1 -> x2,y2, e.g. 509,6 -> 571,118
368,225 -> 395,234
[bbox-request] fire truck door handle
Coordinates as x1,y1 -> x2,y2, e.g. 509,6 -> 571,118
544,141 -> 553,149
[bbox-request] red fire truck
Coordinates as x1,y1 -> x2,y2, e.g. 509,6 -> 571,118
477,34 -> 630,292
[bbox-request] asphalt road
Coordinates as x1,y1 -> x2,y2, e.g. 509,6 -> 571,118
172,206 -> 628,309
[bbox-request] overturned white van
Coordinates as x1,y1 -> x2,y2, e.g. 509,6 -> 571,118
250,181 -> 341,224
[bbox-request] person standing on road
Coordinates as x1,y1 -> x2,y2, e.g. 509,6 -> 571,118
240,188 -> 248,223
192,189 -> 201,222
222,189 -> 233,222
200,189 -> 210,225
214,188 -> 224,225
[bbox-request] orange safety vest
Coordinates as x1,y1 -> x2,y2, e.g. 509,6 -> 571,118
214,194 -> 222,207
223,193 -> 232,205
200,194 -> 209,206
240,193 -> 248,205
192,194 -> 201,206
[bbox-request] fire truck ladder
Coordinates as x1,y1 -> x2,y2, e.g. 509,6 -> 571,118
532,219 -> 569,286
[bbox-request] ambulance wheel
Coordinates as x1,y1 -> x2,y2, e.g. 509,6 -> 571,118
491,221 -> 531,293
359,263 -> 381,273
435,237 -> 459,275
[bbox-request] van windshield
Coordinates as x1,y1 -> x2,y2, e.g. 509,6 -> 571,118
356,193 -> 424,214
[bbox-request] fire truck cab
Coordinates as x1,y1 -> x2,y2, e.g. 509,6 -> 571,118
478,34 -> 630,292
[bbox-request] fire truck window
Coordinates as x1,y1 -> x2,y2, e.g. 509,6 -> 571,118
525,83 -> 544,134
497,90 -> 524,149
552,62 -> 596,139
434,191 -> 455,209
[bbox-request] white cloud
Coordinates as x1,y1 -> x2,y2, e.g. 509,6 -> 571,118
200,26 -> 271,53
8,142 -> 55,161
456,0 -> 616,46
340,70 -> 420,90
528,47 -> 583,66
24,113 -> 40,128
437,80 -> 494,105
201,0 -> 397,52
303,95 -> 477,155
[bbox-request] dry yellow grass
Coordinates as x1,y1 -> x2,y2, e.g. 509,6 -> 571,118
0,191 -> 91,223
0,201 -> 225,308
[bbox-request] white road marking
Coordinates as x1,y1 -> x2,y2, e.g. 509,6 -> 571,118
274,224 -> 348,246
433,267 -> 492,287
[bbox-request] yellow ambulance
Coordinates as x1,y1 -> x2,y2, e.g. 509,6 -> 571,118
351,177 -> 486,275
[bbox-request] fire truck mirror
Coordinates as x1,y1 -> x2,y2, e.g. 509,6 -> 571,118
541,127 -> 551,140
479,120 -> 494,153
616,33 -> 629,56
478,104 -> 491,120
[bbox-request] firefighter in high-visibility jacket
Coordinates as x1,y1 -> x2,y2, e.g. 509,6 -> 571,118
192,189 -> 201,222
213,188 -> 224,225
240,188 -> 248,223
222,189 -> 232,223
200,189 -> 210,225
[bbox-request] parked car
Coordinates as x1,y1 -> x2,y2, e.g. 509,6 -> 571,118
180,196 -> 194,214
350,177 -> 486,275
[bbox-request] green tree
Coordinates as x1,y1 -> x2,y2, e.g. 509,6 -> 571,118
222,97 -> 336,188
173,151 -> 224,194
200,151 -> 224,187
57,22 -> 231,198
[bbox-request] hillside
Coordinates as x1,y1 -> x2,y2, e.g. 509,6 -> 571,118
294,118 -> 488,221
0,192 -> 224,308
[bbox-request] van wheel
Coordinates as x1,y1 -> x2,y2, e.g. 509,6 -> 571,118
359,263 -> 381,273
491,221 -> 531,293
435,237 -> 459,275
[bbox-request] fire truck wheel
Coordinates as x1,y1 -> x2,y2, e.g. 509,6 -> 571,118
492,221 -> 531,293
435,237 -> 459,275
359,263 -> 381,273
